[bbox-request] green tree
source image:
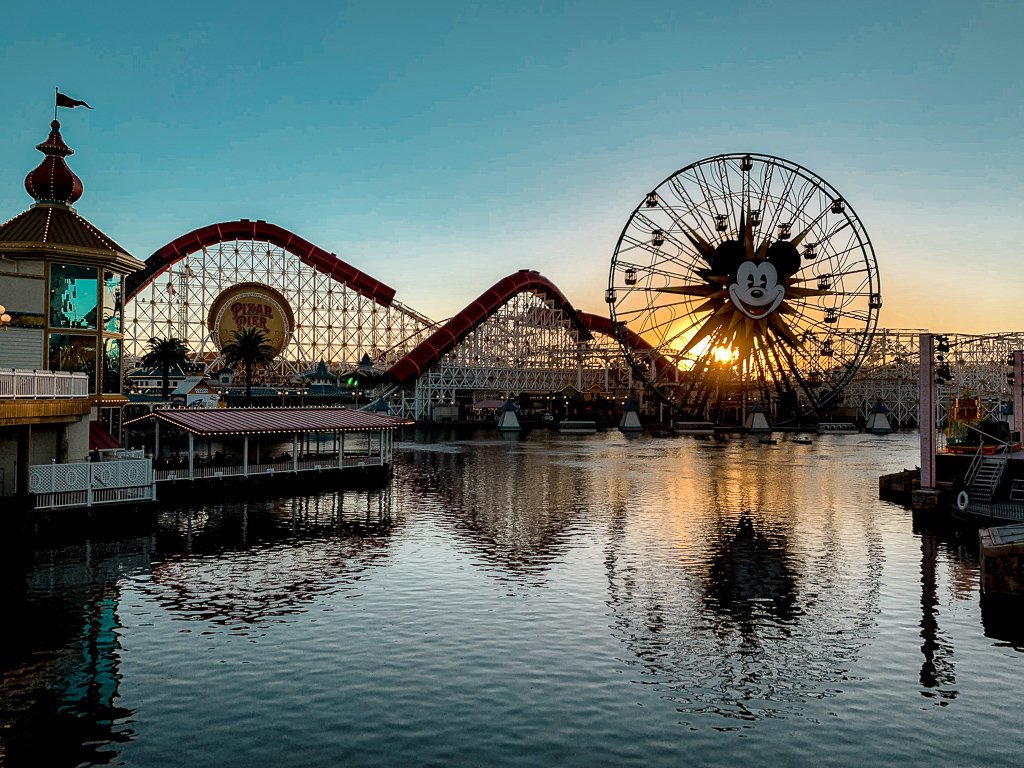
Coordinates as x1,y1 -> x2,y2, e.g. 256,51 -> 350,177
141,337 -> 190,399
222,327 -> 275,406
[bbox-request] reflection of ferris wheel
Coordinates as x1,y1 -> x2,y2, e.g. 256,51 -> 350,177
607,153 -> 881,423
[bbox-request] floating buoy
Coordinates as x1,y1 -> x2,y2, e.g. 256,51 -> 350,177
957,491 -> 970,512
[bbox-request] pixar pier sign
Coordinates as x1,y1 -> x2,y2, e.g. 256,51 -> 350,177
208,282 -> 295,358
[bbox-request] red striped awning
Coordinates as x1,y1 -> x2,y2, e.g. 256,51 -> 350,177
89,420 -> 122,450
127,407 -> 413,436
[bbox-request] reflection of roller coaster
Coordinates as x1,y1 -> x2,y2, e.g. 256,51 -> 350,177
124,220 -> 1023,422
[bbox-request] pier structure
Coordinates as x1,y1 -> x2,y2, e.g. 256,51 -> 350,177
128,407 -> 410,485
914,334 -> 1024,522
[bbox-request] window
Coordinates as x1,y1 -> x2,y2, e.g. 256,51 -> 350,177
49,264 -> 98,329
103,337 -> 122,394
103,271 -> 122,332
48,333 -> 97,392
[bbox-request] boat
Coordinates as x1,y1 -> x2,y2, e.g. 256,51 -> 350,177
673,421 -> 715,436
558,420 -> 597,434
816,422 -> 858,434
944,416 -> 1021,455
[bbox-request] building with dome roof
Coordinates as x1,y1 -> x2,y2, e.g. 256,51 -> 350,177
0,117 -> 146,507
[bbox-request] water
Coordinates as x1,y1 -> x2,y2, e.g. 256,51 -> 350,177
2,431 -> 1023,767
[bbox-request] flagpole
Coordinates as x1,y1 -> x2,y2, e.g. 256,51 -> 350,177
54,87 -> 58,121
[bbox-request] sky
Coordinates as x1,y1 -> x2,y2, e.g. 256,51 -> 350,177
1,0 -> 1021,333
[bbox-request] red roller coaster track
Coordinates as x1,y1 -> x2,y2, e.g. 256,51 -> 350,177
124,219 -> 396,307
386,270 -> 594,386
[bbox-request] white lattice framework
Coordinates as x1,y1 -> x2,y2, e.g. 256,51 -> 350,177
399,293 -> 636,419
125,238 -> 436,377
843,330 -> 1024,426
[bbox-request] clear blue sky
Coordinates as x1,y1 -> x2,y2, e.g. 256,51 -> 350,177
1,1 -> 1021,331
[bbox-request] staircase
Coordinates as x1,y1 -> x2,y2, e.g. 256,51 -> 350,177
966,454 -> 1008,502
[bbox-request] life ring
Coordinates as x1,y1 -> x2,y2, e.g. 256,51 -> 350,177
956,491 -> 969,512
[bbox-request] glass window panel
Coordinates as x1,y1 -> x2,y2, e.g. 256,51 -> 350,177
49,263 -> 98,329
48,333 -> 97,393
103,337 -> 122,394
101,406 -> 122,443
103,271 -> 122,332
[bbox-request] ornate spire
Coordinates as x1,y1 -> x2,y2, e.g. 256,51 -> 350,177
24,120 -> 83,206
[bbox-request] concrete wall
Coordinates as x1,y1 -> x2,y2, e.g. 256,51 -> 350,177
0,418 -> 91,496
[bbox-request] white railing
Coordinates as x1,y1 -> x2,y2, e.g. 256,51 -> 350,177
0,369 -> 89,399
153,452 -> 385,482
29,458 -> 155,510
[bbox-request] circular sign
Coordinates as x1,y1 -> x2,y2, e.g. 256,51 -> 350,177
207,282 -> 294,357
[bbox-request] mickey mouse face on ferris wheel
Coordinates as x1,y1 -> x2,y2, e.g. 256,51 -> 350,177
729,261 -> 785,319
716,239 -> 801,321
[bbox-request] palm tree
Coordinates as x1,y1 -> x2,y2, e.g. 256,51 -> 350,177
222,327 -> 276,406
141,337 -> 190,399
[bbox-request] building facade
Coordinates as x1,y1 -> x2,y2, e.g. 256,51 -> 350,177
0,118 -> 143,504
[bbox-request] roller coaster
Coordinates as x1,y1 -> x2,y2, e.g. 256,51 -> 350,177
124,219 -> 1020,425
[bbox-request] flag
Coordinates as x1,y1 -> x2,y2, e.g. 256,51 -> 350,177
56,91 -> 92,110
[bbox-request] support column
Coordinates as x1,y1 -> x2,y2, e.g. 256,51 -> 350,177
919,333 -> 936,489
1013,350 -> 1023,442
243,436 -> 249,476
55,424 -> 68,464
293,434 -> 298,473
340,432 -> 346,467
576,343 -> 583,391
188,432 -> 194,480
15,425 -> 31,496
154,420 -> 161,460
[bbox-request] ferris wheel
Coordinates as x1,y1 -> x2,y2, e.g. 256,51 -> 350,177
607,153 -> 881,423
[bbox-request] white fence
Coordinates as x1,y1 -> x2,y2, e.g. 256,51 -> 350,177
0,369 -> 89,399
29,458 -> 155,510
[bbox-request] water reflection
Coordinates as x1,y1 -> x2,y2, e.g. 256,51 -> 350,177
143,489 -> 395,626
0,538 -> 151,766
918,528 -> 957,700
399,442 -> 583,580
603,440 -> 886,723
702,514 -> 800,636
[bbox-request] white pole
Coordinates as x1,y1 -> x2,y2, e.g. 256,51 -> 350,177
188,432 -> 194,480
243,435 -> 249,476
919,333 -> 936,488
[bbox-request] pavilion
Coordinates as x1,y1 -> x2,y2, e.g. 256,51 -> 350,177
126,407 -> 412,483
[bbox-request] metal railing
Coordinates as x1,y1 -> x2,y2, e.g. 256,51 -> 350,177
0,369 -> 89,399
153,452 -> 384,482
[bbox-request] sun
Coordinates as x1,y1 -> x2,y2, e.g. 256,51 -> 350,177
712,345 -> 738,364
